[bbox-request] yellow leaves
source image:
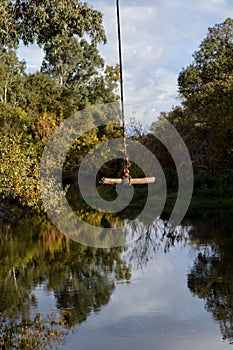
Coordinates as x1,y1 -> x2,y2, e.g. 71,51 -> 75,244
0,131 -> 40,208
36,111 -> 58,139
194,122 -> 204,128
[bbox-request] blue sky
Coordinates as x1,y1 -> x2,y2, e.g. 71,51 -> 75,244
18,0 -> 233,115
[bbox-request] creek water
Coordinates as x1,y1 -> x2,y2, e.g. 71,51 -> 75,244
0,207 -> 233,349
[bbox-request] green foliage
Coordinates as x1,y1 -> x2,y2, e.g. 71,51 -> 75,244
194,170 -> 233,199
41,36 -> 84,87
59,44 -> 119,115
178,18 -> 233,100
0,0 -> 120,210
24,72 -> 63,116
0,0 -> 106,48
63,122 -> 123,183
166,18 -> 233,175
0,104 -> 32,131
0,130 -> 40,208
0,47 -> 26,105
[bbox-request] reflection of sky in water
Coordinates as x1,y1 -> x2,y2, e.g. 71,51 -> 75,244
31,283 -> 57,315
55,244 -> 232,350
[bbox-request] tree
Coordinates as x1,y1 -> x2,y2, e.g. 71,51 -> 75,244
0,1 -> 120,210
0,48 -> 26,105
168,18 -> 233,174
41,36 -> 83,87
24,72 -> 63,117
0,0 -> 106,48
0,129 -> 40,208
178,18 -> 233,100
41,36 -> 119,115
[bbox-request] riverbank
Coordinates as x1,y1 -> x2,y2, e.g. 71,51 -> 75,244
163,193 -> 233,220
1,185 -> 233,225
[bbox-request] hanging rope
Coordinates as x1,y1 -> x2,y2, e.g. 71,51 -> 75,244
116,0 -> 131,181
99,0 -> 156,185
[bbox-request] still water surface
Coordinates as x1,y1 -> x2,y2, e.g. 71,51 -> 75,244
0,211 -> 233,349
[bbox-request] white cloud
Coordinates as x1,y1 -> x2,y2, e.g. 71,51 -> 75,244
91,0 -> 231,118
210,0 -> 226,4
17,0 -> 232,116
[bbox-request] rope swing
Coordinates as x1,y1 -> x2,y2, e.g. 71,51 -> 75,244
116,0 -> 130,180
100,0 -> 155,185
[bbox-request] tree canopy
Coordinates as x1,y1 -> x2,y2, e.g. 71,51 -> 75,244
0,0 -> 106,48
164,18 -> 233,176
0,1 -> 120,210
1,4 -> 233,209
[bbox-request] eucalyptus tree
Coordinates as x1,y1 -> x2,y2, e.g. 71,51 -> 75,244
41,35 -> 119,116
0,0 -> 106,48
0,48 -> 26,105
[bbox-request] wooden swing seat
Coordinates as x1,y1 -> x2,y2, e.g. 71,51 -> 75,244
100,177 -> 156,185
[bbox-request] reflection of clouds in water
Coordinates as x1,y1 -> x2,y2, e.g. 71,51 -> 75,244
123,218 -> 192,268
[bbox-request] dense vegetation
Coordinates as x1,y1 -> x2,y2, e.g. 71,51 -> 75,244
0,1 -> 232,212
141,18 -> 233,205
162,18 -> 233,201
0,4 -> 232,346
0,0 -> 120,210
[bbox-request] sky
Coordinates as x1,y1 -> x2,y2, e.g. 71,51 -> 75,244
18,0 -> 233,116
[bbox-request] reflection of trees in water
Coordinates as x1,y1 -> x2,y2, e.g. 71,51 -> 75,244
123,218 -> 191,269
0,210 -> 193,348
54,270 -> 115,325
187,218 -> 233,344
0,215 -> 130,348
1,212 -> 231,348
0,213 -> 191,315
52,244 -> 131,327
